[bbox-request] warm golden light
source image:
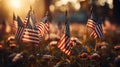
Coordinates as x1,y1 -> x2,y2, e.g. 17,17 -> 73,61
55,1 -> 62,7
49,5 -> 55,12
74,3 -> 81,11
69,0 -> 77,3
79,0 -> 85,2
6,24 -> 11,33
61,0 -> 69,5
107,0 -> 113,9
54,0 -> 85,12
98,0 -> 113,9
98,0 -> 106,6
55,0 -> 69,7
10,0 -> 21,9
30,0 -> 35,5
60,6 -> 67,12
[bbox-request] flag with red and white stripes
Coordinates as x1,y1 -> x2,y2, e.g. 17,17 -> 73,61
22,10 -> 41,45
15,10 -> 31,40
87,19 -> 96,30
57,18 -> 72,55
22,28 -> 40,44
36,22 -> 45,36
23,17 -> 28,27
23,10 -> 31,27
87,12 -> 103,39
90,20 -> 103,39
15,16 -> 24,40
37,13 -> 49,36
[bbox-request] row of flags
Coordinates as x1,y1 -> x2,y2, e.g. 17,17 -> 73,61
13,8 -> 103,56
57,11 -> 103,55
14,9 -> 49,45
22,10 -> 40,45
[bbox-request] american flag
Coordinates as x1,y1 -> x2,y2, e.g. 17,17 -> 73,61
22,28 -> 40,44
15,16 -> 24,40
87,19 -> 96,30
23,17 -> 28,27
22,10 -> 40,45
15,10 -> 31,40
37,13 -> 49,36
57,18 -> 72,55
36,22 -> 45,36
41,15 -> 49,34
87,12 -> 103,39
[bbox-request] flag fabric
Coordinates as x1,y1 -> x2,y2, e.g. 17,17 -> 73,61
57,18 -> 72,55
90,19 -> 103,38
15,10 -> 31,40
15,16 -> 25,40
87,12 -> 103,39
22,10 -> 41,45
36,22 -> 45,36
37,14 -> 49,36
44,22 -> 49,34
41,15 -> 49,34
87,19 -> 96,30
23,17 -> 28,27
22,28 -> 40,44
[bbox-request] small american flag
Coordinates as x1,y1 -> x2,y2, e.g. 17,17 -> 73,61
22,10 -> 40,45
22,28 -> 40,44
15,16 -> 24,40
90,19 -> 103,38
57,18 -> 72,55
37,13 -> 49,36
36,22 -> 45,36
87,19 -> 96,30
23,17 -> 28,27
87,12 -> 103,39
41,15 -> 49,34
15,10 -> 31,40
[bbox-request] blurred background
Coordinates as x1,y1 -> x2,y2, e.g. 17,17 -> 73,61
0,0 -> 120,41
0,0 -> 119,22
0,0 -> 120,67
